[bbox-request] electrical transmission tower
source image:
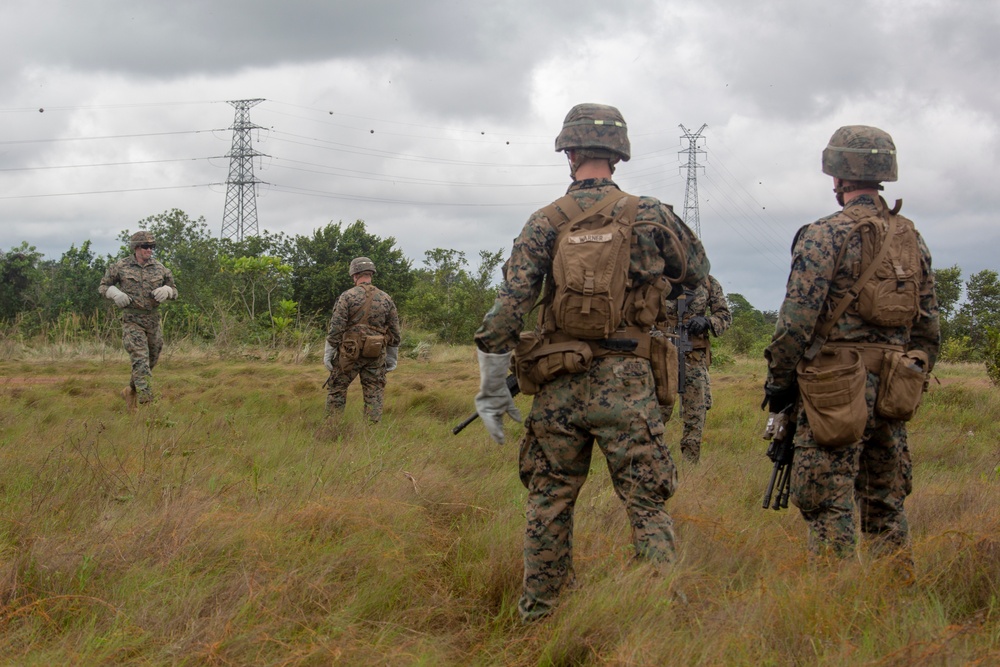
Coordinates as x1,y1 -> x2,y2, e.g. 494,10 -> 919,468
679,123 -> 708,238
221,98 -> 267,241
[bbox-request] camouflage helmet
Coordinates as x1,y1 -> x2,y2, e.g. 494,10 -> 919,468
349,256 -> 377,276
822,125 -> 898,182
129,230 -> 156,251
554,103 -> 631,162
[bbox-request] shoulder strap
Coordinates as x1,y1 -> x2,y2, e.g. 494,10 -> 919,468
805,201 -> 899,359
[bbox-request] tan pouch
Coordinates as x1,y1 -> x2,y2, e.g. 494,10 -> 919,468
361,334 -> 385,358
649,333 -> 679,416
513,332 -> 545,395
514,333 -> 592,395
339,333 -> 361,370
876,350 -> 928,421
796,347 -> 868,448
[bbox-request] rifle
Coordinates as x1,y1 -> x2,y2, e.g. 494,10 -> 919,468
675,293 -> 693,393
761,403 -> 797,510
452,374 -> 521,435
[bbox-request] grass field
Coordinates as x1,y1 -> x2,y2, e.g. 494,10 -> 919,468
1,342 -> 998,665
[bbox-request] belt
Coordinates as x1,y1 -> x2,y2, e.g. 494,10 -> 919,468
824,341 -> 904,375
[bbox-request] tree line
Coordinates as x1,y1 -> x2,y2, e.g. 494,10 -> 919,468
1,209 -> 998,372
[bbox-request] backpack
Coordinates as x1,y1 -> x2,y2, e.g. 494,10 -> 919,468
542,191 -> 640,339
846,201 -> 921,327
805,197 -> 921,357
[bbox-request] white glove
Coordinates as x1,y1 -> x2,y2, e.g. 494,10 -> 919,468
105,285 -> 131,308
385,346 -> 399,372
324,341 -> 337,372
475,349 -> 522,444
152,286 -> 177,303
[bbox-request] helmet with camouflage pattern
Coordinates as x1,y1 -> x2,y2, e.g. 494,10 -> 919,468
130,230 -> 156,251
555,103 -> 631,162
822,125 -> 897,182
349,256 -> 377,276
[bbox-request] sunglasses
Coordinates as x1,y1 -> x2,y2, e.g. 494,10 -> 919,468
138,244 -> 156,250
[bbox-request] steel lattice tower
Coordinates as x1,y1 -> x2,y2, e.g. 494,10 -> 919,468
679,123 -> 708,238
221,98 -> 266,241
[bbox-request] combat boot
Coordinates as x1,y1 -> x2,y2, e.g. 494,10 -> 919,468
121,387 -> 138,412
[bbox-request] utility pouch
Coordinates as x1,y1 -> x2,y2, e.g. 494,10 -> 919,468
361,334 -> 385,359
876,350 -> 929,421
796,346 -> 867,448
513,333 -> 592,395
649,333 -> 679,416
340,333 -> 361,370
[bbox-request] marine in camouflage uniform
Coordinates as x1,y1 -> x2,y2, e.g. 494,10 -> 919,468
474,104 -> 709,622
764,126 -> 940,558
664,274 -> 732,463
98,230 -> 178,407
324,257 -> 401,424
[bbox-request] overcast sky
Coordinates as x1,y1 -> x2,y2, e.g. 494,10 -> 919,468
1,0 -> 997,311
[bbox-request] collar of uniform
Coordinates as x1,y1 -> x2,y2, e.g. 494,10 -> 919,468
567,178 -> 618,193
845,193 -> 877,208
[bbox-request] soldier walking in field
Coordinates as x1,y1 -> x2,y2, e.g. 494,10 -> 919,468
664,274 -> 732,463
99,230 -> 178,409
324,257 -> 401,424
474,103 -> 709,622
763,126 -> 940,561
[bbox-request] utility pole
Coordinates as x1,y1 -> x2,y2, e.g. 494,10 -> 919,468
221,98 -> 266,242
679,123 -> 707,238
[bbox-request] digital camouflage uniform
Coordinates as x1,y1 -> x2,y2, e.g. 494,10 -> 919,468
325,283 -> 401,423
765,194 -> 940,556
99,256 -> 176,403
663,274 -> 732,463
476,177 -> 709,622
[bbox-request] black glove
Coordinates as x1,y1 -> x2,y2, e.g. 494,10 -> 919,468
687,316 -> 710,336
761,385 -> 796,413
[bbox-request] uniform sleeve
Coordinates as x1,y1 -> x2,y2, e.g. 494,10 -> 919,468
659,204 -> 710,292
764,222 -> 836,391
386,299 -> 402,347
474,213 -> 555,354
908,231 -> 941,370
326,293 -> 351,348
161,266 -> 177,290
98,262 -> 120,297
707,275 -> 732,336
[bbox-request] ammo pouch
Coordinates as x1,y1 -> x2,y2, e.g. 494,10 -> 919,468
513,332 -> 593,395
361,334 -> 385,359
796,346 -> 868,448
876,350 -> 929,421
649,332 -> 679,415
339,333 -> 361,370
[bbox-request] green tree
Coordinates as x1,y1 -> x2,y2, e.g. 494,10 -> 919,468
41,241 -> 109,319
956,269 -> 1000,353
281,220 -> 413,319
221,255 -> 293,323
0,242 -> 44,321
404,248 -> 504,343
724,292 -> 774,355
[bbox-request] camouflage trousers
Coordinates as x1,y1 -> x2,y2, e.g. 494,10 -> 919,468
325,356 -> 387,423
678,350 -> 711,463
122,312 -> 163,404
790,371 -> 912,557
517,355 -> 678,623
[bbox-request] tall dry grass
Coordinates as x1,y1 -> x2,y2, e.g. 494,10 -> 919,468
0,346 -> 997,665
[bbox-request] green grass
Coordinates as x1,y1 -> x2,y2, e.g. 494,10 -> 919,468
1,344 -> 998,665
